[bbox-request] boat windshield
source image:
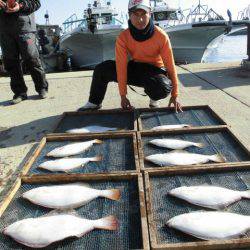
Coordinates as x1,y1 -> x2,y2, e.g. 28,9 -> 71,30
153,11 -> 178,21
100,13 -> 113,24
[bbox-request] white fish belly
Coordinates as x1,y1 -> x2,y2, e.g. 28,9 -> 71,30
22,184 -> 101,209
167,212 -> 250,240
146,152 -> 211,166
150,139 -> 197,150
39,158 -> 91,172
151,124 -> 190,131
169,186 -> 244,209
4,215 -> 93,248
47,140 -> 95,157
67,126 -> 117,133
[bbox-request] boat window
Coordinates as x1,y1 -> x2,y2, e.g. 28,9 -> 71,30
153,11 -> 178,21
100,13 -> 112,24
91,14 -> 99,19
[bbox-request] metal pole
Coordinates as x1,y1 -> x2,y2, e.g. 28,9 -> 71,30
247,24 -> 250,61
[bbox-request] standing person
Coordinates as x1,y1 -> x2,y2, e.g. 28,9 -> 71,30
78,0 -> 182,112
0,0 -> 48,104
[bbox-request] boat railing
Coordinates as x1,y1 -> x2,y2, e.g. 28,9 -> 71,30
185,3 -> 224,23
237,4 -> 250,20
62,14 -> 86,33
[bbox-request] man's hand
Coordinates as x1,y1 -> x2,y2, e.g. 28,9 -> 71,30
168,96 -> 183,113
121,95 -> 133,110
0,0 -> 6,9
6,2 -> 20,13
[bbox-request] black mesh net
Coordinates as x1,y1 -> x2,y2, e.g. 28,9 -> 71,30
55,113 -> 135,133
140,108 -> 224,130
0,179 -> 142,249
28,137 -> 136,175
141,131 -> 249,168
149,169 -> 250,245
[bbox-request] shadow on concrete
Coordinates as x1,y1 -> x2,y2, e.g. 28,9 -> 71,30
0,95 -> 56,107
179,66 -> 250,90
0,115 -> 61,148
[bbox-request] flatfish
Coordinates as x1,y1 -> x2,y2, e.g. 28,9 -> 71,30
38,156 -> 102,172
67,125 -> 119,134
22,183 -> 121,209
168,185 -> 250,209
167,211 -> 250,240
4,211 -> 118,248
47,139 -> 102,157
145,150 -> 225,166
149,138 -> 204,149
151,124 -> 191,131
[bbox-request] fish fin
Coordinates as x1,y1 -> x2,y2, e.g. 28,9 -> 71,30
94,139 -> 103,144
210,153 -> 226,163
91,155 -> 103,162
241,190 -> 250,199
102,189 -> 121,201
74,182 -> 91,188
184,124 -> 192,127
195,142 -> 205,148
169,149 -> 190,154
94,215 -> 119,231
116,128 -> 124,131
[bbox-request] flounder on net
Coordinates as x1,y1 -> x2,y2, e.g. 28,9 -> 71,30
167,211 -> 250,240
149,138 -> 204,150
151,124 -> 191,131
22,183 -> 121,209
38,156 -> 102,172
168,185 -> 250,209
47,139 -> 102,158
145,150 -> 225,166
3,210 -> 118,248
67,125 -> 119,134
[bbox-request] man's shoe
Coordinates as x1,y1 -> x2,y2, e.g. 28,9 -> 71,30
77,102 -> 102,111
149,99 -> 160,108
39,89 -> 48,99
12,94 -> 27,105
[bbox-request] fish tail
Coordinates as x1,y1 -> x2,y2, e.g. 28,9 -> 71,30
94,139 -> 103,144
102,189 -> 121,201
195,142 -> 205,148
210,153 -> 226,163
94,216 -> 119,231
241,190 -> 250,199
91,155 -> 103,162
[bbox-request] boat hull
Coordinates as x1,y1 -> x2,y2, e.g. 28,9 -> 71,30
60,29 -> 122,68
166,24 -> 227,63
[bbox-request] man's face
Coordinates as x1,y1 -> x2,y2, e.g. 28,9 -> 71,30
129,9 -> 151,30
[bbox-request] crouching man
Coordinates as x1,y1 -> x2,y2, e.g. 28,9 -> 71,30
78,0 -> 182,112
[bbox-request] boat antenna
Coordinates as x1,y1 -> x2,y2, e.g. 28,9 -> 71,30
44,10 -> 49,25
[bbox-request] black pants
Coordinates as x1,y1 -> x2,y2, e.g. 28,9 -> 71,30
0,32 -> 48,96
89,60 -> 172,105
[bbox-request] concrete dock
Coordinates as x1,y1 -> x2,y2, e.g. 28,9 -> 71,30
0,61 -> 249,199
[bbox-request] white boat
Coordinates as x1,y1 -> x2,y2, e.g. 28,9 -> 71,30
59,0 -> 249,68
151,0 -> 232,63
60,0 -> 125,69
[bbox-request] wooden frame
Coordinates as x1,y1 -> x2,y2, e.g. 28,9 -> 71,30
145,164 -> 250,250
52,109 -> 137,135
20,132 -> 140,176
0,173 -> 150,250
137,126 -> 250,172
136,105 -> 227,131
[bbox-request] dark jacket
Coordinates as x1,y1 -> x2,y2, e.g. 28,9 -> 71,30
0,0 -> 41,33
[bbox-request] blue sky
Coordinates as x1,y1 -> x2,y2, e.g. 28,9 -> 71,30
36,0 -> 250,26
